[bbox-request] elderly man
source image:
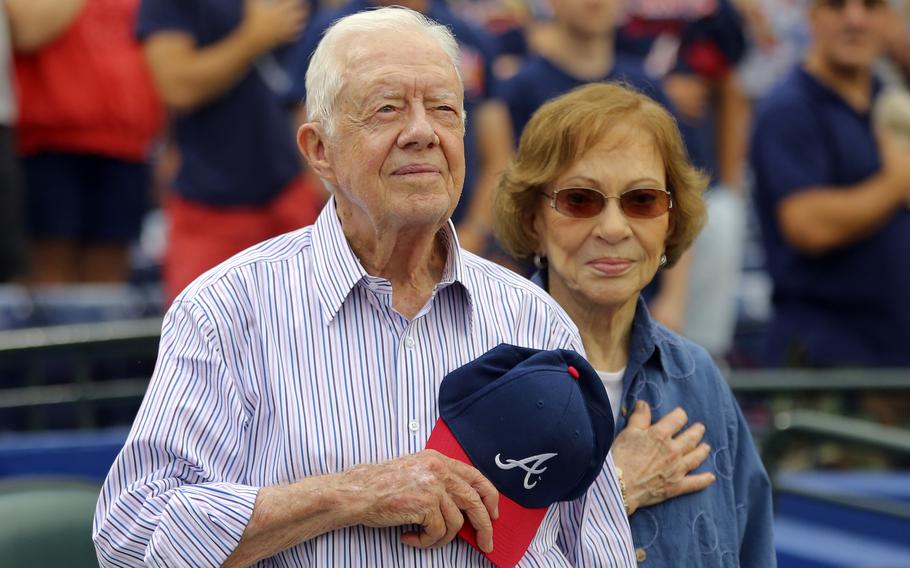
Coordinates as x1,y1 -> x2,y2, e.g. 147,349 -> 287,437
93,7 -> 634,567
751,0 -> 910,366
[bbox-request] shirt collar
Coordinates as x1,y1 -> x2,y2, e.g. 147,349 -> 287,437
796,65 -> 883,115
311,198 -> 473,324
623,297 -> 696,381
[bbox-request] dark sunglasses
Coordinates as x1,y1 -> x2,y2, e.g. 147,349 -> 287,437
817,0 -> 886,10
542,187 -> 673,219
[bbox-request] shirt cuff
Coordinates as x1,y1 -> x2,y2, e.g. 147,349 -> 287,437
147,483 -> 260,567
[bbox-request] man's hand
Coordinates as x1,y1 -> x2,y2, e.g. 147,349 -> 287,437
240,0 -> 308,55
143,0 -> 309,114
225,450 -> 499,567
339,450 -> 500,553
877,126 -> 910,203
612,402 -> 715,515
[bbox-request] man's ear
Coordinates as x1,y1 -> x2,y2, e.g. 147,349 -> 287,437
298,122 -> 338,187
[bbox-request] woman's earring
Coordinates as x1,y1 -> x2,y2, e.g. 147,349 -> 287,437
533,254 -> 548,269
659,254 -> 668,268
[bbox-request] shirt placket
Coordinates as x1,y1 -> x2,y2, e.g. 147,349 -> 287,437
363,276 -> 409,457
399,317 -> 424,454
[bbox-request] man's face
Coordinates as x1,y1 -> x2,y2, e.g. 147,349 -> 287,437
809,0 -> 890,72
320,31 -> 466,232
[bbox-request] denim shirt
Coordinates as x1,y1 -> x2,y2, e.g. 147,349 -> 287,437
532,271 -> 775,567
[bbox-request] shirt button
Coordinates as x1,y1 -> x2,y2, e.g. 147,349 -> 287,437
635,548 -> 647,563
621,405 -> 628,417
405,336 -> 416,349
408,420 -> 419,432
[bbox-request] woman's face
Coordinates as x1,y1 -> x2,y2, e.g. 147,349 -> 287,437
531,128 -> 670,315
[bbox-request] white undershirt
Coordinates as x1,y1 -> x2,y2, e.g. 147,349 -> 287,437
596,368 -> 626,426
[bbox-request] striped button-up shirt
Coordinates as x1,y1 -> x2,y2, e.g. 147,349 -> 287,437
93,200 -> 635,567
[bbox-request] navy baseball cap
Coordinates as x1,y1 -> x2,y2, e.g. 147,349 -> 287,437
425,343 -> 615,568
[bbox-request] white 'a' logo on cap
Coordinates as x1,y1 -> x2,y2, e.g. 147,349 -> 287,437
494,453 -> 558,489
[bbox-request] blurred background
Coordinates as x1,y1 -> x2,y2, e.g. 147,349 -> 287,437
1,0 -> 909,566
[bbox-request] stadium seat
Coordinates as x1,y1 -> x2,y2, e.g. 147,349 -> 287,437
0,478 -> 100,567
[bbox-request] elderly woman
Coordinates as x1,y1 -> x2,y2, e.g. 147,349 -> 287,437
494,82 -> 774,566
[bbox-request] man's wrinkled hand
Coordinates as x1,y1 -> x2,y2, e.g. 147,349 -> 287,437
338,450 -> 500,553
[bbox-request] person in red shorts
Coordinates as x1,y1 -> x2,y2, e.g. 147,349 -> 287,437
11,0 -> 163,284
137,0 -> 321,303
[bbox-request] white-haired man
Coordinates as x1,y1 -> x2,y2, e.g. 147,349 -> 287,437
93,7 -> 635,567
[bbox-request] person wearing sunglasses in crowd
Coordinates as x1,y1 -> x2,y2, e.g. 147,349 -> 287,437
494,82 -> 774,566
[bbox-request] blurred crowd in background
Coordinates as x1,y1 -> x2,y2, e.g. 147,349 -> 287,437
2,0 -> 909,380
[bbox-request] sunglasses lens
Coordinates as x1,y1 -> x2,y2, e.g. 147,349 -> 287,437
820,0 -> 883,9
620,188 -> 671,218
555,188 -> 605,218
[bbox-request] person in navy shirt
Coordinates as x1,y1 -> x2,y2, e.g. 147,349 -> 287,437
137,0 -> 321,301
498,0 -> 671,142
750,0 -> 910,366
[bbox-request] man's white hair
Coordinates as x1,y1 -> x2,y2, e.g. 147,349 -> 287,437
304,6 -> 465,137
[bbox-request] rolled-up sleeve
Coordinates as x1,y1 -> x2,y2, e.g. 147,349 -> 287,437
93,299 -> 258,567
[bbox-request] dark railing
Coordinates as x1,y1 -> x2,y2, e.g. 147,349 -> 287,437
727,368 -> 910,393
0,319 -> 162,430
0,318 -> 162,357
761,410 -> 910,472
760,409 -> 910,523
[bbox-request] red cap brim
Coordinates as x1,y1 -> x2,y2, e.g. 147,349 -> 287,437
426,418 -> 549,568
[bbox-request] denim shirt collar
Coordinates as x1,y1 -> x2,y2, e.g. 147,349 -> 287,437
529,269 -> 695,388
625,296 -> 696,385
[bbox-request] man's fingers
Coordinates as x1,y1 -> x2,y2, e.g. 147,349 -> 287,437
447,458 -> 499,520
438,494 -> 466,547
445,472 -> 495,553
455,488 -> 495,553
441,456 -> 496,552
625,400 -> 652,430
652,406 -> 688,438
403,504 -> 448,549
